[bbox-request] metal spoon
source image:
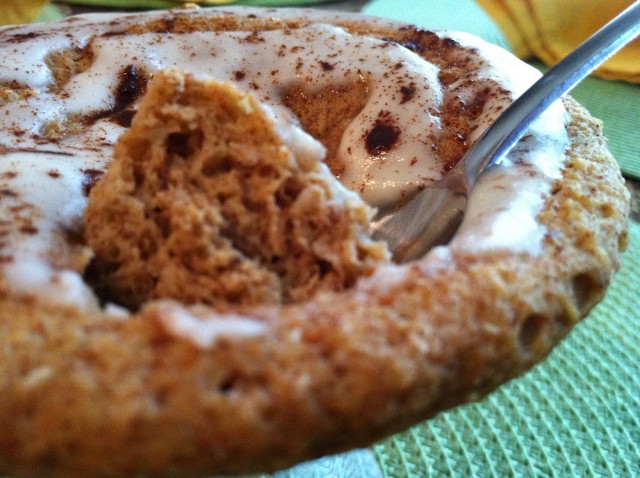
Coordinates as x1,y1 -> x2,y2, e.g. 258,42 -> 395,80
370,0 -> 640,262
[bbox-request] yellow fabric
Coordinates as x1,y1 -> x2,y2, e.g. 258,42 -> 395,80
0,0 -> 49,25
477,0 -> 640,83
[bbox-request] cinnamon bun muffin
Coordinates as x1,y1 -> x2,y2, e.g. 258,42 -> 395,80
0,6 -> 630,477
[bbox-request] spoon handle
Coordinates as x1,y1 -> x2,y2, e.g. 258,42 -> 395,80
460,0 -> 640,187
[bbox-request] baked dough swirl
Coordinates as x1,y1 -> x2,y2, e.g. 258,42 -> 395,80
0,6 -> 630,477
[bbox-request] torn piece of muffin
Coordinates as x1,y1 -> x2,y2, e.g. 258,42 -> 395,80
83,69 -> 389,310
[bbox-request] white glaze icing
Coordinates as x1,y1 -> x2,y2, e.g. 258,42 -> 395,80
153,301 -> 268,348
3,23 -> 448,205
0,7 -> 569,318
440,32 -> 569,254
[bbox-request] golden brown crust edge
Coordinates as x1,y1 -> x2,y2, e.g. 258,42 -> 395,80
0,94 -> 630,477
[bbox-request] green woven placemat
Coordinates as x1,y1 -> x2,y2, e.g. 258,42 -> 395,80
364,0 -> 511,51
372,220 -> 640,477
33,4 -> 65,22
571,77 -> 640,179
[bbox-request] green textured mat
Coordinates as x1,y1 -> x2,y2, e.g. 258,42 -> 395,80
571,77 -> 640,179
364,0 -> 511,51
34,4 -> 65,22
372,221 -> 640,477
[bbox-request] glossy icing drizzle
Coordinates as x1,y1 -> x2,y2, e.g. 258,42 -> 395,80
0,7 -> 568,312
